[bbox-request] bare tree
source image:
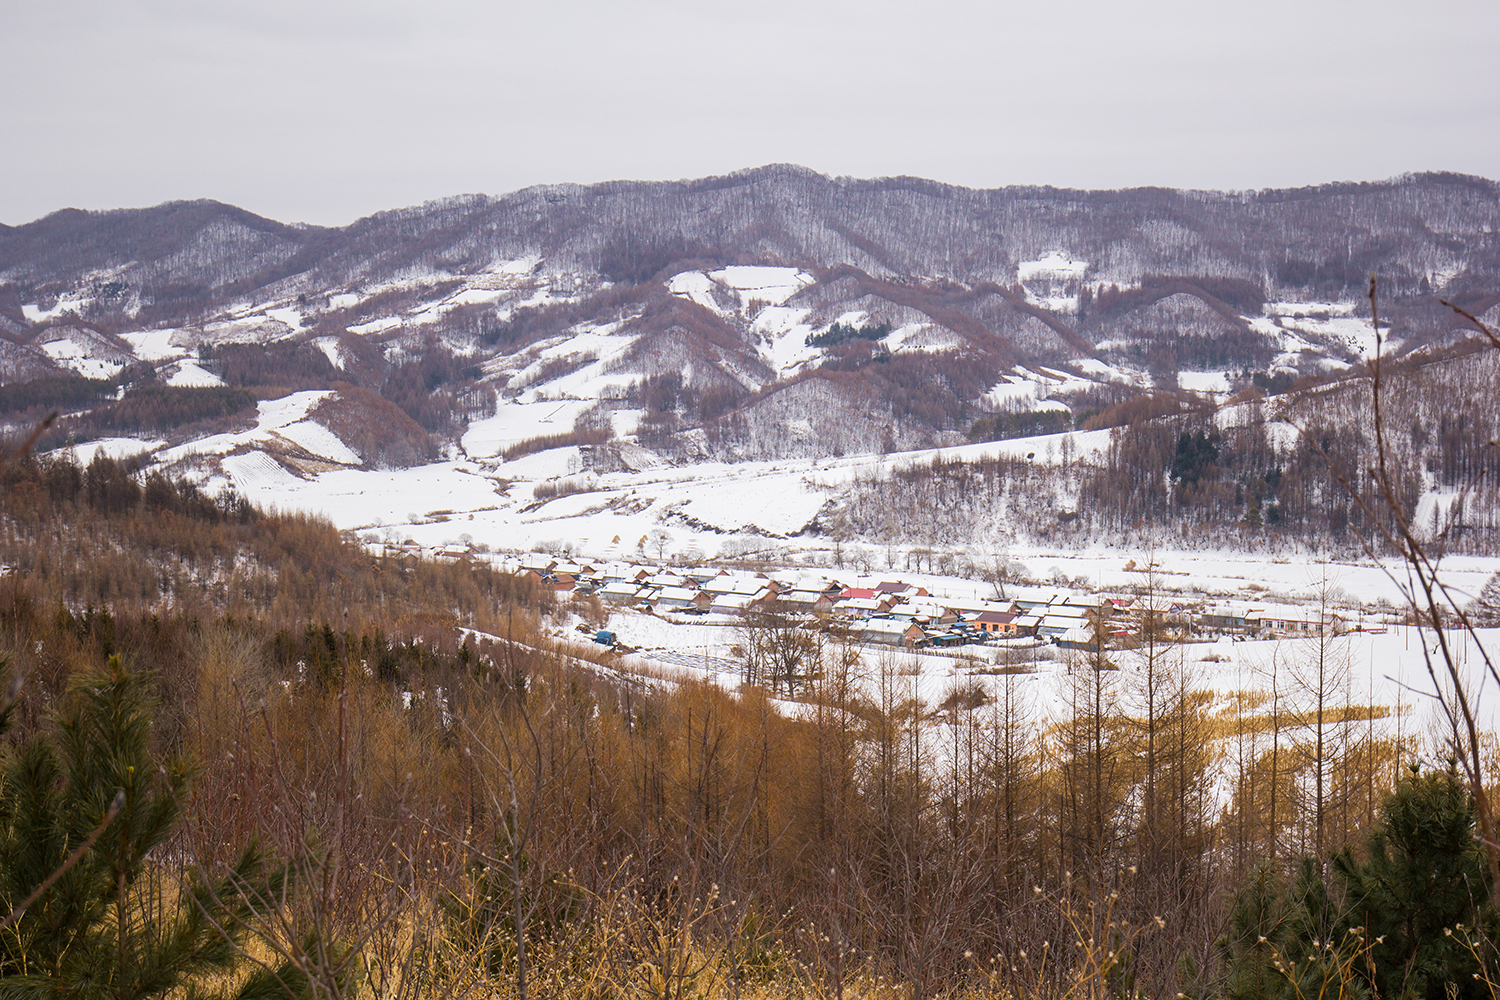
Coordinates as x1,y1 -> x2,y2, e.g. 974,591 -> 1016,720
1285,567 -> 1354,859
1127,556 -> 1177,859
1284,283 -> 1500,894
739,602 -> 821,696
979,550 -> 1020,602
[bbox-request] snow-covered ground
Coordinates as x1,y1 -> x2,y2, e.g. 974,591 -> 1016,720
119,330 -> 189,361
1263,301 -> 1399,362
102,377 -> 1487,619
204,417 -> 1125,559
156,390 -> 357,468
165,360 -> 224,387
588,606 -> 1500,762
63,437 -> 164,465
39,338 -> 124,380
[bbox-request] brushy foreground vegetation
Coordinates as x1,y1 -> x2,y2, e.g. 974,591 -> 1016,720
2,451 -> 1499,999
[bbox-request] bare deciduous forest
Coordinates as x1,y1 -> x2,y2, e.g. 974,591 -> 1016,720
1,441 -> 1496,998
1,169 -> 1499,996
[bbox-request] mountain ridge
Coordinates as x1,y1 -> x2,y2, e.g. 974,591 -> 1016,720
3,166 -> 1498,541
6,166 -> 1498,297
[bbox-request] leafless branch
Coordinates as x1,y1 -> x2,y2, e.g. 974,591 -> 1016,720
0,410 -> 58,470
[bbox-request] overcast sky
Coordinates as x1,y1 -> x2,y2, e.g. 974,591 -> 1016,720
3,0 -> 1497,227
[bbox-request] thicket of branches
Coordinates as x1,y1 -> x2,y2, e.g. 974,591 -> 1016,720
828,341 -> 1500,555
3,448 -> 1492,998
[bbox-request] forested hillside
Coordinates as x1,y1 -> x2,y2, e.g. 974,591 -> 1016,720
2,448 -> 1496,997
832,339 -> 1500,554
3,168 -> 1498,476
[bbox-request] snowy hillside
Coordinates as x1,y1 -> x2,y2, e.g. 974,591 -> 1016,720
3,166 -> 1498,574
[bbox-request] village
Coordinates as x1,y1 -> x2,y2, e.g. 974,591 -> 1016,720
483,551 -> 1388,654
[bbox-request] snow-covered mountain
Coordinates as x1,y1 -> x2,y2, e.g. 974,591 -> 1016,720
3,166 -> 1499,562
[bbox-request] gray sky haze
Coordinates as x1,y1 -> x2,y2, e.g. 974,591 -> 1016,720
3,0 -> 1497,226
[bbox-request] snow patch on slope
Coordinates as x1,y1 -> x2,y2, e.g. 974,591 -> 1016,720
222,450 -> 303,490
166,361 -> 225,387
40,338 -> 124,380
120,331 -> 189,362
708,266 -> 814,306
667,271 -> 720,310
313,337 -> 346,369
1178,371 -> 1231,395
752,306 -> 818,374
157,390 -> 335,463
1018,252 -> 1089,282
277,421 -> 361,465
264,307 -> 303,330
64,438 -> 164,465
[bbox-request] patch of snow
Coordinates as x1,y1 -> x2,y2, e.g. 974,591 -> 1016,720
60,437 -> 163,465
23,298 -> 85,322
349,317 -> 401,336
1281,314 -> 1393,361
39,339 -> 84,360
313,337 -> 346,369
446,287 -> 508,308
222,450 -> 302,491
461,399 -> 598,459
236,461 -> 505,528
255,391 -> 330,430
264,307 -> 303,330
155,390 -> 333,463
752,307 -> 818,373
201,317 -> 286,344
121,330 -> 187,362
503,446 -> 584,481
1246,316 -> 1283,339
491,255 -> 543,276
1413,490 -> 1469,543
981,376 -> 1070,413
1018,251 -> 1088,282
513,325 -> 640,400
1026,365 -> 1099,394
1071,357 -> 1132,381
277,420 -> 361,465
1178,370 -> 1231,394
39,338 -> 124,380
1030,294 -> 1080,313
666,271 -> 720,311
708,266 -> 814,306
166,361 -> 225,387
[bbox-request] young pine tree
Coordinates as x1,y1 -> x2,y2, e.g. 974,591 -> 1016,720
1332,764 -> 1493,1000
0,655 -> 312,999
1221,764 -> 1495,1000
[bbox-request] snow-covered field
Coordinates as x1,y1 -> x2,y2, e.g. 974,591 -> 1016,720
158,390 -> 337,465
609,612 -> 1500,732
205,420 -> 1122,557
562,592 -> 1500,796
116,381 -> 1489,755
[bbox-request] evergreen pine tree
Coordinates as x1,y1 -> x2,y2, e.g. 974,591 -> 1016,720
1221,765 -> 1494,1000
1277,856 -> 1364,1000
0,655 -> 311,998
1332,765 -> 1492,1000
1218,864 -> 1291,1000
